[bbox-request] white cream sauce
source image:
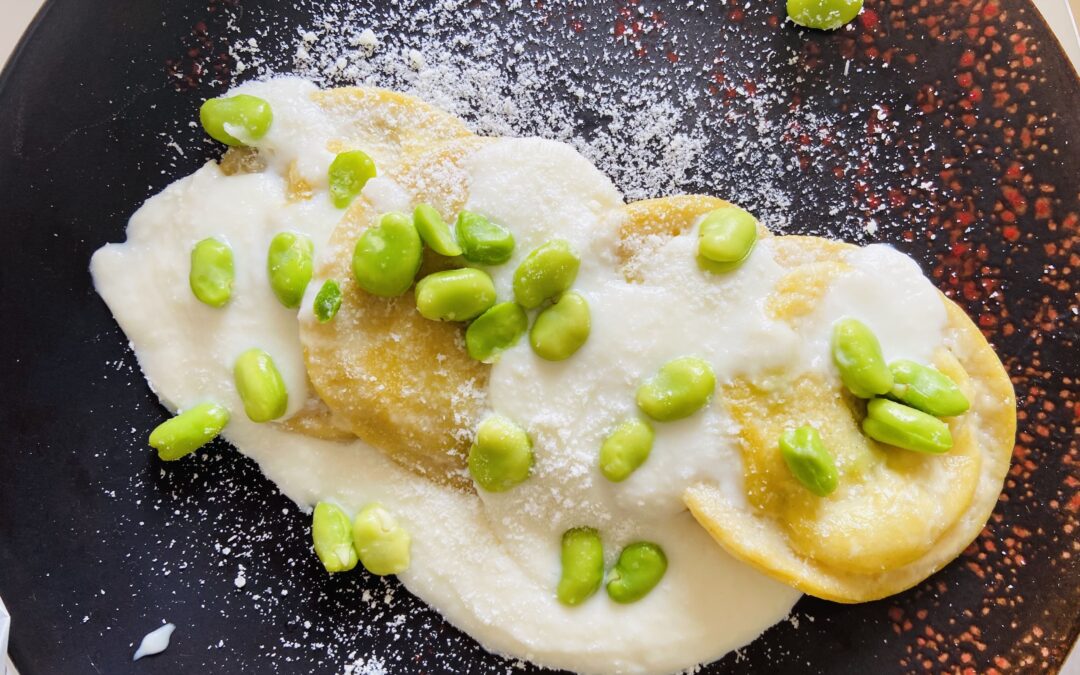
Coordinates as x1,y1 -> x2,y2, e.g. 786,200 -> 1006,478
92,163 -> 339,420
132,623 -> 176,661
803,243 -> 948,372
91,77 -> 946,674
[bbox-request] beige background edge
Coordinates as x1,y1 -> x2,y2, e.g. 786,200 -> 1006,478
0,0 -> 1077,674
3,0 -> 1078,69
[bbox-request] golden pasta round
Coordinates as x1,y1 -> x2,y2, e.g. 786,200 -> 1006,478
299,138 -> 495,489
684,238 -> 1016,603
271,86 -> 475,442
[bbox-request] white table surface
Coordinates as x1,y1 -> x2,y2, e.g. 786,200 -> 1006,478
0,1 -> 1077,675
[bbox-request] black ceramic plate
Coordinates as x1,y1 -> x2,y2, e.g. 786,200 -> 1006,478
1,0 -> 1077,673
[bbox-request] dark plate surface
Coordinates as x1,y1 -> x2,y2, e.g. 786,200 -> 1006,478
0,0 -> 1078,673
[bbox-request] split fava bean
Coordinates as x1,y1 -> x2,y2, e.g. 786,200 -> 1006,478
529,292 -> 591,361
862,398 -> 953,454
697,206 -> 758,272
414,204 -> 463,257
787,0 -> 864,30
352,212 -> 423,297
189,238 -> 234,308
468,415 -> 533,492
149,403 -> 229,461
352,503 -> 411,576
557,527 -> 604,606
233,348 -> 288,423
199,94 -> 273,146
267,232 -> 314,308
831,318 -> 893,399
313,279 -> 342,323
465,302 -> 528,363
414,268 -> 496,322
778,426 -> 839,497
312,502 -> 359,573
636,356 -> 716,422
606,542 -> 667,604
513,240 -> 581,309
455,211 -> 514,265
328,150 -> 377,209
889,360 -> 970,417
599,418 -> 655,483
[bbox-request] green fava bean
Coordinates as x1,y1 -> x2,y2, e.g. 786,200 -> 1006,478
149,403 -> 230,461
328,150 -> 377,209
636,356 -> 716,422
311,502 -> 359,573
778,426 -> 839,497
862,398 -> 953,454
414,268 -> 496,322
352,503 -> 411,576
606,542 -> 667,604
414,204 -> 463,257
513,240 -> 581,309
233,348 -> 288,423
352,212 -> 423,297
599,418 -> 655,482
697,256 -> 747,275
529,292 -> 591,361
697,207 -> 758,273
787,0 -> 864,30
466,302 -> 528,363
455,211 -> 514,265
199,94 -> 273,146
831,318 -> 893,399
267,232 -> 314,308
557,527 -> 604,606
468,415 -> 533,492
313,279 -> 342,323
889,360 -> 970,417
189,238 -> 234,308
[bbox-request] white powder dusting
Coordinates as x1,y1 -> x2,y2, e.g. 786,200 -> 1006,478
342,655 -> 388,675
218,0 -> 931,239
